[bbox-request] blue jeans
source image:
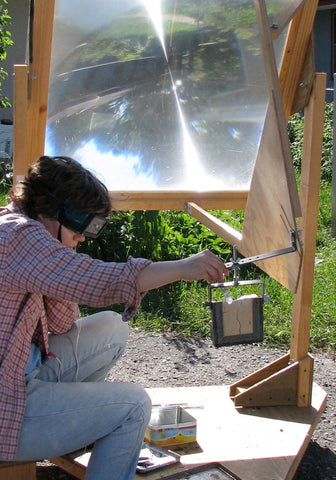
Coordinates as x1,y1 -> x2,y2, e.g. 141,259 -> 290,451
15,311 -> 152,480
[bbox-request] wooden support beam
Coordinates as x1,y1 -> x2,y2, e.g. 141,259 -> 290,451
297,354 -> 314,407
50,456 -> 85,480
271,0 -> 306,39
231,362 -> 298,408
13,64 -> 28,184
290,73 -> 327,365
291,34 -> 315,115
231,353 -> 292,391
185,202 -> 242,247
279,0 -> 319,122
230,353 -> 314,408
26,0 -> 55,167
110,191 -> 248,212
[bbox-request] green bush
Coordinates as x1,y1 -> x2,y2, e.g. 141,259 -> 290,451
0,0 -> 12,108
288,102 -> 333,180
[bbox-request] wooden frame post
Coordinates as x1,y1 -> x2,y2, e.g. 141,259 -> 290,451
13,64 -> 28,184
13,0 -> 55,181
26,0 -> 55,168
290,73 -> 326,363
290,72 -> 326,405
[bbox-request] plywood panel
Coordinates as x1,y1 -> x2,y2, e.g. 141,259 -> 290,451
239,98 -> 302,291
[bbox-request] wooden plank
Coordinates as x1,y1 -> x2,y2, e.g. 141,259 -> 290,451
50,455 -> 85,480
279,0 -> 319,122
226,381 -> 326,480
290,73 -> 327,362
109,191 -> 248,212
291,34 -> 315,115
297,354 -> 314,407
231,362 -> 299,407
0,462 -> 36,480
230,353 -> 291,392
230,353 -> 314,408
185,202 -> 242,247
271,0 -> 306,39
26,0 -> 55,167
13,64 -> 28,184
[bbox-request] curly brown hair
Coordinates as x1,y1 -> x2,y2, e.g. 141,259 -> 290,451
10,156 -> 111,219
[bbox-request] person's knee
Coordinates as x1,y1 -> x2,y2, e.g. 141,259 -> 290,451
141,388 -> 152,423
127,384 -> 152,425
99,311 -> 129,346
81,311 -> 129,348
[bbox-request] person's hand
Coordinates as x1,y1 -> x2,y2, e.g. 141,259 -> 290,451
178,249 -> 229,284
137,250 -> 229,292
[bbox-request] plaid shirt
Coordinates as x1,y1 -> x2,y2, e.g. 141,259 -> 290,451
0,203 -> 151,459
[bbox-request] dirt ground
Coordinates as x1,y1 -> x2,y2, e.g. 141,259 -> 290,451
38,328 -> 336,479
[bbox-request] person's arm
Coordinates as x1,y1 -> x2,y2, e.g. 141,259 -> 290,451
136,249 -> 229,292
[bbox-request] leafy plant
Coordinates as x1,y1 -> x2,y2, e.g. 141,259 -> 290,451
0,0 -> 12,108
288,103 -> 333,180
0,156 -> 12,193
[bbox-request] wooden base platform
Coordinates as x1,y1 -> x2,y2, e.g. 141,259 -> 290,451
52,383 -> 326,480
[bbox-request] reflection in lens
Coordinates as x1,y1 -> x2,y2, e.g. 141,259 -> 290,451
45,0 -> 288,192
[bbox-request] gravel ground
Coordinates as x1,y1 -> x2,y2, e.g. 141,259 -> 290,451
38,328 -> 336,479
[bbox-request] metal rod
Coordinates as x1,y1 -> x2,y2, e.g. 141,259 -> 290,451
224,230 -> 297,269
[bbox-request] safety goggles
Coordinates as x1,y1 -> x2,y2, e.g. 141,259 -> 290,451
57,203 -> 107,238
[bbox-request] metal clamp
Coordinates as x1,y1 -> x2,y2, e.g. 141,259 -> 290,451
222,229 -> 297,286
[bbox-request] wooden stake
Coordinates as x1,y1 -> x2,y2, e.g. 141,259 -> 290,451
26,0 -> 55,166
290,73 -> 327,364
13,64 -> 28,184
